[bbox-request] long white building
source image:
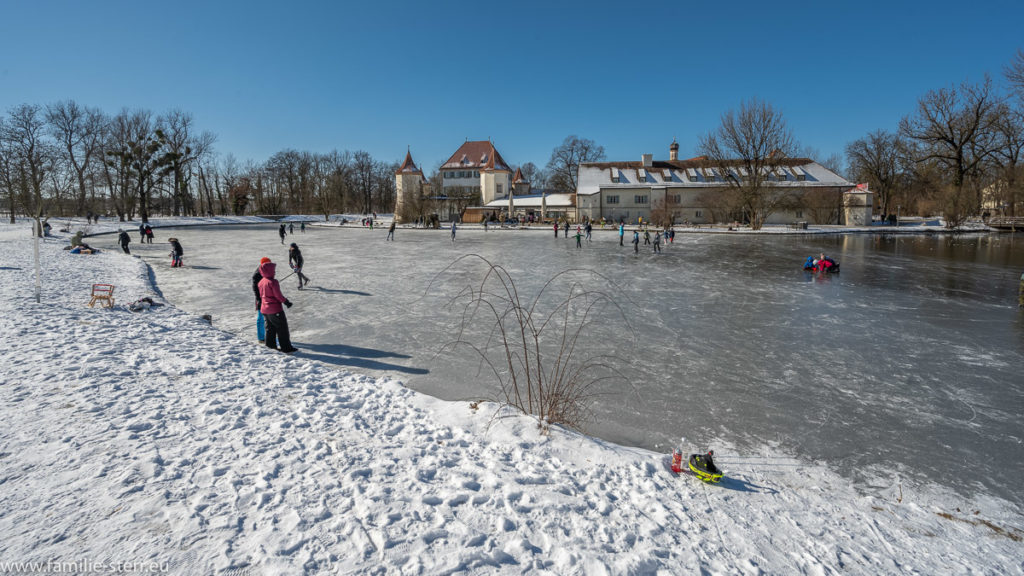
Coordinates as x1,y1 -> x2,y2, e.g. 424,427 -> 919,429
576,143 -> 863,225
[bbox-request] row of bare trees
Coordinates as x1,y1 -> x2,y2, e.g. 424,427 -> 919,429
846,50 -> 1024,227
0,101 -> 401,234
0,102 -> 216,232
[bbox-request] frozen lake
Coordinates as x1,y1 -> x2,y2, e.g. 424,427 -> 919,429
94,224 -> 1024,507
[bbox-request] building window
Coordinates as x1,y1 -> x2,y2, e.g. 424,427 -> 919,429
796,174 -> 806,181
607,195 -> 620,204
670,194 -> 681,204
497,184 -> 503,197
695,210 -> 702,217
474,171 -> 479,178
795,210 -> 803,218
611,174 -> 619,183
635,195 -> 648,205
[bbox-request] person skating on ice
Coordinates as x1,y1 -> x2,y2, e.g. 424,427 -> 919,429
288,243 -> 310,289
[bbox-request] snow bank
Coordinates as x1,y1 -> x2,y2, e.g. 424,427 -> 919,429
0,225 -> 1020,575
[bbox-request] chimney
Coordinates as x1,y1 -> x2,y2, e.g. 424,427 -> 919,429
641,153 -> 653,167
670,139 -> 679,161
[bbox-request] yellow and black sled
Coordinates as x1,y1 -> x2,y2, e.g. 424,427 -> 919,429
688,451 -> 723,483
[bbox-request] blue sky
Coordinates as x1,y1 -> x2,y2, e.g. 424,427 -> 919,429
2,0 -> 1021,173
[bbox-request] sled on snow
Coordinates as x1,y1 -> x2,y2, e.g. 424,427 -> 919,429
688,451 -> 723,483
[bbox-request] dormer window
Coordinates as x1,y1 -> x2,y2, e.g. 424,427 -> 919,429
610,169 -> 620,183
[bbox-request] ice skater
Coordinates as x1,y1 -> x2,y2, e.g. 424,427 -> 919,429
450,221 -> 457,243
619,222 -> 625,246
168,238 -> 184,267
138,223 -> 146,243
145,224 -> 154,244
653,231 -> 662,253
386,221 -> 395,241
585,222 -> 592,243
117,229 -> 131,254
632,230 -> 639,254
278,224 -> 286,244
288,223 -> 294,234
288,243 -> 310,289
257,260 -> 297,353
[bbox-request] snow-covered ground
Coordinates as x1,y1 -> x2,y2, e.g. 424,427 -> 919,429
1,219 -> 1022,575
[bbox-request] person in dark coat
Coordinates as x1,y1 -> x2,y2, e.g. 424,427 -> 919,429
257,261 -> 297,353
632,230 -> 640,254
563,220 -> 570,238
288,243 -> 310,289
139,223 -> 146,243
253,257 -> 270,343
169,238 -> 184,267
145,224 -> 154,244
386,221 -> 396,241
118,229 -> 131,254
279,224 -> 286,244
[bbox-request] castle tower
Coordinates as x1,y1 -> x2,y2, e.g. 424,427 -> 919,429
670,139 -> 679,161
512,167 -> 530,196
480,142 -> 512,205
394,150 -> 424,223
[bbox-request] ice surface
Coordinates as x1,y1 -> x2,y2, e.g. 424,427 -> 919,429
88,223 -> 1024,508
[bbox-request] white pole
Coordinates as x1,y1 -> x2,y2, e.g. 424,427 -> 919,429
33,223 -> 41,303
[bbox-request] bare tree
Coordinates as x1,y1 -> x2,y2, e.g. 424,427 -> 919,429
545,136 -> 604,195
159,109 -> 216,216
1006,48 -> 1024,100
899,77 -> 1001,228
1,104 -> 54,235
45,101 -> 105,217
697,98 -> 799,229
104,109 -> 171,223
0,117 -> 16,223
989,103 -> 1024,216
846,129 -> 911,219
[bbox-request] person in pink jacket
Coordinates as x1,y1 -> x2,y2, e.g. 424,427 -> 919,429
257,261 -> 298,353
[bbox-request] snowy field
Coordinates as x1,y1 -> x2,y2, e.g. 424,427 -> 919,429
1,218 -> 1022,575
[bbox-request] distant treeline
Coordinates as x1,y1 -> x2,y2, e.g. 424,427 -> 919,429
0,104 -> 402,223
2,49 -> 1023,226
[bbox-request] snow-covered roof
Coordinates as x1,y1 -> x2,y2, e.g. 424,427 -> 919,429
440,141 -> 511,172
483,193 -> 574,208
576,158 -> 852,196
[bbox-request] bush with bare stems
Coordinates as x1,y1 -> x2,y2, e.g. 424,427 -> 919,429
427,254 -> 635,433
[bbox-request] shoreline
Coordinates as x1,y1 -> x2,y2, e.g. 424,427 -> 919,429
1,223 -> 1021,573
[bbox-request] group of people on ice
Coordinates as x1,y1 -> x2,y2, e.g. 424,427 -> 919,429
804,253 -> 839,273
249,238 -> 312,353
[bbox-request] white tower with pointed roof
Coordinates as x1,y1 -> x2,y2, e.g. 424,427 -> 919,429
394,149 -> 425,223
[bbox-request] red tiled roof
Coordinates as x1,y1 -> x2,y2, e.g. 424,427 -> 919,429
513,167 -> 526,183
441,140 -> 510,171
395,150 -> 422,175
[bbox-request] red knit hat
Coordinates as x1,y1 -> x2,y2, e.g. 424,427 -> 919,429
260,257 -> 271,264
